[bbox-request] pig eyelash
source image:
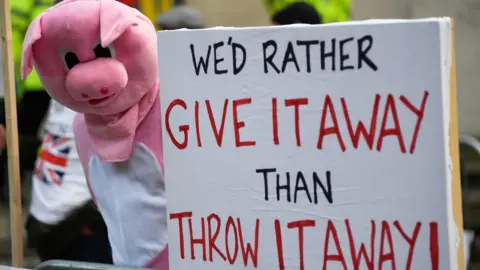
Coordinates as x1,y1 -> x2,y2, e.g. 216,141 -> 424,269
60,48 -> 79,70
93,42 -> 116,59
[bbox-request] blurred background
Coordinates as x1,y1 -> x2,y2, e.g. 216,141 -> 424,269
2,0 -> 480,268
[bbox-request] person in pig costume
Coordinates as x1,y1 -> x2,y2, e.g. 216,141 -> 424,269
20,0 -> 169,268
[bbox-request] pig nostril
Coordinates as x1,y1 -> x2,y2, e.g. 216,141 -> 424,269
81,93 -> 89,98
100,87 -> 109,95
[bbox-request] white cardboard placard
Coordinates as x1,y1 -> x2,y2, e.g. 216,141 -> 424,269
158,18 -> 459,270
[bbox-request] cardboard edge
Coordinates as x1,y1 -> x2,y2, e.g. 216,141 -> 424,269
449,19 -> 465,270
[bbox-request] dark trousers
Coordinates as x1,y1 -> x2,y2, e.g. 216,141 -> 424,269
27,201 -> 113,264
56,232 -> 113,264
0,91 -> 51,202
16,91 -> 52,137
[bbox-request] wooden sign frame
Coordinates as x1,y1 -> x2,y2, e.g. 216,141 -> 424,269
450,20 -> 466,270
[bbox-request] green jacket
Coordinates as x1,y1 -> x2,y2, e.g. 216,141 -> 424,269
11,0 -> 54,95
264,0 -> 351,24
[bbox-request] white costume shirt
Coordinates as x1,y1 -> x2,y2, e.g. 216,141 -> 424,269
30,100 -> 92,224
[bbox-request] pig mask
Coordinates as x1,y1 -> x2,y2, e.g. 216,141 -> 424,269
21,0 -> 159,162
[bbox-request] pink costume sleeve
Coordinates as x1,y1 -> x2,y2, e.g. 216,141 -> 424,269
73,113 -> 97,202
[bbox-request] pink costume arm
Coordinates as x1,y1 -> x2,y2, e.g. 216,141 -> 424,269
73,113 -> 97,203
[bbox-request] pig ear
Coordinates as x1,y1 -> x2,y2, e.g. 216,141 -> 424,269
21,16 -> 43,80
100,0 -> 139,47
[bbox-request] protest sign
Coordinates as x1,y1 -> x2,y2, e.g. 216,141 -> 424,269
158,18 -> 463,270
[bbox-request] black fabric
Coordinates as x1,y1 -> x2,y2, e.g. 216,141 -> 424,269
0,91 -> 50,202
60,232 -> 113,264
25,200 -> 112,263
0,133 -> 41,202
461,151 -> 473,229
16,91 -> 51,137
272,2 -> 322,25
0,91 -> 51,135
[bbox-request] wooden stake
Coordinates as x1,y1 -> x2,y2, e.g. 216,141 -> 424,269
449,19 -> 466,270
0,0 -> 24,267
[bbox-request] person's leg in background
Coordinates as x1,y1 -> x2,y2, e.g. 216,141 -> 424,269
16,91 -> 50,181
60,230 -> 113,264
60,202 -> 113,263
17,91 -> 51,138
29,200 -> 113,264
0,91 -> 50,204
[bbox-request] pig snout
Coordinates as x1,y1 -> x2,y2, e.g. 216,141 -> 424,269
66,58 -> 128,104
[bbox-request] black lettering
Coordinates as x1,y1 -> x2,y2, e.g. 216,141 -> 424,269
313,170 -> 333,204
262,40 -> 280,74
320,39 -> 336,71
296,40 -> 319,73
190,44 -> 211,75
231,38 -> 247,75
213,41 -> 227,74
277,172 -> 291,202
281,41 -> 300,73
259,169 -> 334,205
256,168 -> 276,201
294,171 -> 312,203
357,35 -> 378,71
339,37 -> 354,71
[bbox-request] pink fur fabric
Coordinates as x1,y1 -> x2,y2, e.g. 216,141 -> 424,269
21,0 -> 159,162
21,0 -> 168,268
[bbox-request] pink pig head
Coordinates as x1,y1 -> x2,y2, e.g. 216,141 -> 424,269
21,0 -> 158,116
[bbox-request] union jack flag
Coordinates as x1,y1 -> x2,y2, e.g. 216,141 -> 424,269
34,133 -> 71,185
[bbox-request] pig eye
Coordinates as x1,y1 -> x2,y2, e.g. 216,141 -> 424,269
94,44 -> 115,58
60,49 -> 79,70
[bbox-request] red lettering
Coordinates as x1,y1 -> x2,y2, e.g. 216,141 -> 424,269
376,94 -> 406,153
165,99 -> 189,149
188,216 -> 206,261
288,219 -> 315,270
429,222 -> 439,270
285,98 -> 309,147
393,220 -> 421,270
272,98 -> 279,145
232,98 -> 256,147
323,220 -> 347,270
399,91 -> 429,154
169,211 -> 192,259
206,99 -> 229,147
317,95 -> 346,151
378,221 -> 396,270
345,219 -> 376,270
194,101 -> 202,147
225,217 -> 239,264
207,214 -> 226,261
173,213 -> 434,269
236,218 -> 260,267
274,219 -> 285,270
341,94 -> 381,149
